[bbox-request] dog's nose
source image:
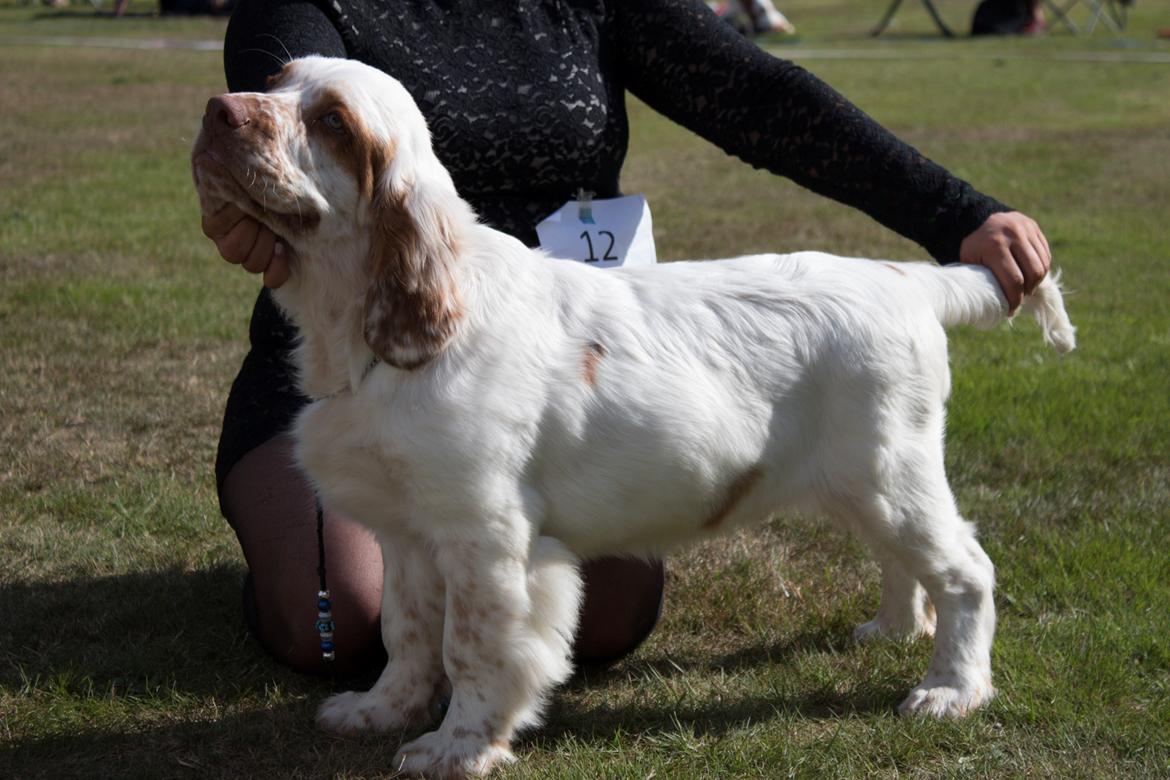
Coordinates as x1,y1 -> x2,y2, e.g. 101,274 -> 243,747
204,95 -> 252,131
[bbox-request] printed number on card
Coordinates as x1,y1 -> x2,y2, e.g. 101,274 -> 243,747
536,194 -> 656,269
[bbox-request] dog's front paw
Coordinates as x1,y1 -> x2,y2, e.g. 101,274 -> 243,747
898,678 -> 994,719
393,729 -> 514,779
316,690 -> 429,734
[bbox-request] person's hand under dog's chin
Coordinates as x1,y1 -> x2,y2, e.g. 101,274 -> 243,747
200,203 -> 291,289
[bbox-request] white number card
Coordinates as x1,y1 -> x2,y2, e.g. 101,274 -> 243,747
536,194 -> 657,268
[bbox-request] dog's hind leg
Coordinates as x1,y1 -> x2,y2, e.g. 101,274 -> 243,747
853,550 -> 936,644
895,512 -> 996,719
394,534 -> 582,777
317,533 -> 446,733
829,427 -> 995,719
851,453 -> 997,719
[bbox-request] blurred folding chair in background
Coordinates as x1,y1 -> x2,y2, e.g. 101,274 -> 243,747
1044,0 -> 1133,34
871,0 -> 956,37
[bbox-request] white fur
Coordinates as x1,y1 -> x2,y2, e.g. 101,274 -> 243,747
193,57 -> 1075,778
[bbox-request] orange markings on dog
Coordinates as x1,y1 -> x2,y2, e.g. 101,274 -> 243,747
583,341 -> 606,386
702,467 -> 763,530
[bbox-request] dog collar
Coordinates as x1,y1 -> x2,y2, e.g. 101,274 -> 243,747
313,354 -> 381,402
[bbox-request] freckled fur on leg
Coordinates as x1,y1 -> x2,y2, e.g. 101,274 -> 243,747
317,535 -> 446,733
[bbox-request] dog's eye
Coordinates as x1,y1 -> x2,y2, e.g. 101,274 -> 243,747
321,111 -> 346,133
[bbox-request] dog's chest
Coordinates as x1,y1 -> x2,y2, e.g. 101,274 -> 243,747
292,394 -> 417,532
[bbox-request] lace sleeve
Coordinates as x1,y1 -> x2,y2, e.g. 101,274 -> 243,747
611,0 -> 1009,262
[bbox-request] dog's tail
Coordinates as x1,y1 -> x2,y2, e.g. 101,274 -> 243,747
898,262 -> 1076,354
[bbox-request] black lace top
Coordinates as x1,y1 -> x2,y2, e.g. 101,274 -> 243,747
225,0 -> 1007,254
215,0 -> 1009,490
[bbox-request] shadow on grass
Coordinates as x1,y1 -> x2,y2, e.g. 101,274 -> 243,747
1,702 -> 410,779
537,623 -> 908,748
3,572 -> 903,774
0,567 -> 406,776
4,635 -> 903,780
0,565 -> 267,697
569,604 -> 866,689
534,681 -> 903,752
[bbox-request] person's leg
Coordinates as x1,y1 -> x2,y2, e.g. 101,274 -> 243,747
575,556 -> 665,667
222,434 -> 385,676
222,434 -> 665,675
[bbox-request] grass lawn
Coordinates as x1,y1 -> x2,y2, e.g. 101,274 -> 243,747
2,1 -> 1168,777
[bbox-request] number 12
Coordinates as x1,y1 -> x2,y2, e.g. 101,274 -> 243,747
580,230 -> 618,262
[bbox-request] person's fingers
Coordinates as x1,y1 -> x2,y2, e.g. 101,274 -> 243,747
1030,218 -> 1052,266
1012,238 -> 1046,296
201,202 -> 246,240
1030,227 -> 1052,277
241,226 -> 277,274
198,201 -> 290,284
989,252 -> 1024,313
263,242 -> 292,288
958,211 -> 1057,310
215,217 -> 261,265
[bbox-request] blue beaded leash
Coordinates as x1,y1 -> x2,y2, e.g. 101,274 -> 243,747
315,499 -> 336,662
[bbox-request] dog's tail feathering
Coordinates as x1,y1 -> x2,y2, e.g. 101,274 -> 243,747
900,262 -> 1077,354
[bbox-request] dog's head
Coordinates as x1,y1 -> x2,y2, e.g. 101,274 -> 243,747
192,56 -> 467,369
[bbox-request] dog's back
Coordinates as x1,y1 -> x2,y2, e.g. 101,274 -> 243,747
509,250 -> 1072,557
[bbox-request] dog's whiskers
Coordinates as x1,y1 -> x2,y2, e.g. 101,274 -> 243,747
256,33 -> 294,65
239,46 -> 288,70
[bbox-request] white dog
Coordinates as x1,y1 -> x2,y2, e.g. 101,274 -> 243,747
192,56 -> 1074,778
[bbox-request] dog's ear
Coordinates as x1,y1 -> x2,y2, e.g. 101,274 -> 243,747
363,173 -> 463,370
